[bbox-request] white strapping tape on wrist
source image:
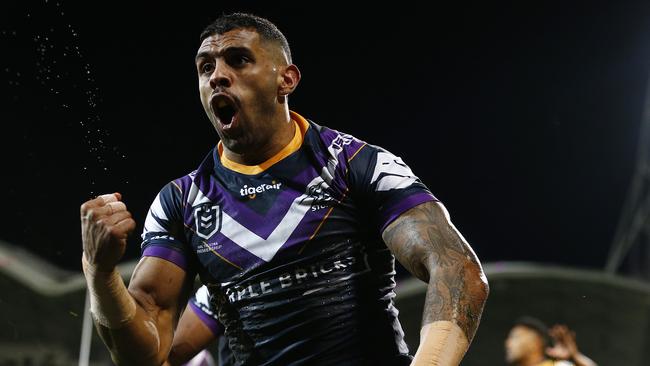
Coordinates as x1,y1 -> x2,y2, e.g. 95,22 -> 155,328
410,321 -> 469,366
82,255 -> 137,329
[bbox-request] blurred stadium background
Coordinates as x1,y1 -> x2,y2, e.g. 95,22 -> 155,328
3,1 -> 650,365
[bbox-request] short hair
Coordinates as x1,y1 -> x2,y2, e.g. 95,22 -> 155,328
513,316 -> 554,347
199,12 -> 292,63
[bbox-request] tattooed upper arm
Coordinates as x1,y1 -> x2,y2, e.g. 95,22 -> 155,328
382,200 -> 475,281
382,200 -> 488,342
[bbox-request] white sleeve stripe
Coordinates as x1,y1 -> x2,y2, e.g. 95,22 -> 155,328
370,152 -> 419,192
375,174 -> 417,191
142,193 -> 169,237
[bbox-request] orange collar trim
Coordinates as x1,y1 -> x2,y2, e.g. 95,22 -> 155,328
218,111 -> 310,175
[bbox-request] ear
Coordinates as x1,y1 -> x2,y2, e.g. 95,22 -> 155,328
278,64 -> 301,97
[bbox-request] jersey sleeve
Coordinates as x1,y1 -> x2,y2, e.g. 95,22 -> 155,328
188,285 -> 224,337
140,180 -> 193,271
349,144 -> 438,233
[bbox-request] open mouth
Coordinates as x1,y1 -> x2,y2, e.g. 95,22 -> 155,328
212,94 -> 238,127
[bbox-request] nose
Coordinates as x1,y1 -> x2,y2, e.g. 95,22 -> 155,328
209,62 -> 232,90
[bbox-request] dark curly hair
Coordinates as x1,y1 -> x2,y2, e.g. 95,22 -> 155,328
513,316 -> 554,347
200,12 -> 292,63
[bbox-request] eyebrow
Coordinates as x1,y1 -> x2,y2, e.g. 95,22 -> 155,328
195,46 -> 251,63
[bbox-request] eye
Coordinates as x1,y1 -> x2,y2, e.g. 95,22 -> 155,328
200,62 -> 214,74
228,54 -> 251,68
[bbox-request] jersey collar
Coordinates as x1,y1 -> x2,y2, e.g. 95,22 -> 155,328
218,111 -> 310,175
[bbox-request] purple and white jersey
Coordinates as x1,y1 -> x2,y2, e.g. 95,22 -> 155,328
189,285 -> 223,337
141,112 -> 437,366
188,286 -> 235,366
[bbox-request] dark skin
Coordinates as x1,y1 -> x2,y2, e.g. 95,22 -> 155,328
382,200 -> 489,346
81,193 -> 192,365
164,303 -> 218,366
81,25 -> 488,365
80,28 -> 300,365
196,28 -> 300,164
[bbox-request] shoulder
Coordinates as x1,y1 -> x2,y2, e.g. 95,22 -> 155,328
305,119 -> 377,162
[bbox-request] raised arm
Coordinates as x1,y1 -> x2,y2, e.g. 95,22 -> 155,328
546,324 -> 598,366
382,201 -> 489,365
81,193 -> 193,365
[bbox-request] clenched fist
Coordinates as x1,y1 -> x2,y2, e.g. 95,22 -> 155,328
80,193 -> 136,272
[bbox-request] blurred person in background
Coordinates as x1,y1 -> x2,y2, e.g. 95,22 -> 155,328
505,316 -> 597,366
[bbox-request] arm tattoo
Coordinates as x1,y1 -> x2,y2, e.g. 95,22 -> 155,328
382,201 -> 488,343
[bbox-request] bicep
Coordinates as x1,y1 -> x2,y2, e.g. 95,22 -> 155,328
381,200 -> 475,282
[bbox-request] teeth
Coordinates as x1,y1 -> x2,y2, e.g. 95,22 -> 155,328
217,99 -> 228,108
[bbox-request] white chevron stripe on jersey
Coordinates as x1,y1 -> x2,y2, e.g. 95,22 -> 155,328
220,175 -> 322,262
208,131 -> 353,262
143,192 -> 168,235
371,151 -> 418,191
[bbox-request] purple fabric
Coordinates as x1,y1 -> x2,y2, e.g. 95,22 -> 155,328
189,300 -> 224,336
314,126 -> 365,193
206,203 -> 331,270
175,174 -> 194,201
277,207 -> 335,253
185,165 -> 319,239
208,232 -> 263,269
317,126 -> 341,147
378,192 -> 438,233
142,245 -> 188,270
182,127 -> 359,240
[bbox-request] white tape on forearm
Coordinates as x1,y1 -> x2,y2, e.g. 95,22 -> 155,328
410,321 -> 469,366
82,255 -> 137,329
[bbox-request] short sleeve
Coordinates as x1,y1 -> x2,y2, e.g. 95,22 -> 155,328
188,285 -> 224,336
140,180 -> 192,271
349,144 -> 438,233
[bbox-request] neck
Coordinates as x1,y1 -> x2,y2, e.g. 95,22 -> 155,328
223,108 -> 294,165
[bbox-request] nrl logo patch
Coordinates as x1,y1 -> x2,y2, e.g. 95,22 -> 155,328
194,204 -> 221,239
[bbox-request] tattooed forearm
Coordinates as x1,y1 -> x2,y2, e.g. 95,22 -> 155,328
382,201 -> 489,343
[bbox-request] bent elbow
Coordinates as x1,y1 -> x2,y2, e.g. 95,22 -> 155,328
467,260 -> 490,305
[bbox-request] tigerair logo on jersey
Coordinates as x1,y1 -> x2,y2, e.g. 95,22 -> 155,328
240,181 -> 282,199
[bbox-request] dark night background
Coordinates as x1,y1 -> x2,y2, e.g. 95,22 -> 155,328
1,0 -> 649,273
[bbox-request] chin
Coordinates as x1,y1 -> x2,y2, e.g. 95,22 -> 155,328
221,137 -> 249,154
